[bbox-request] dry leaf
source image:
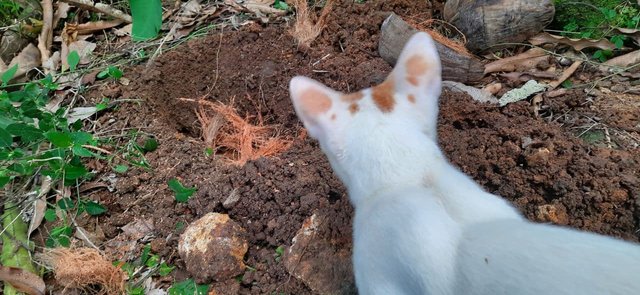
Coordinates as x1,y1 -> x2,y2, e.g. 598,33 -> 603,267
499,80 -> 548,106
28,176 -> 52,237
53,2 -> 71,28
613,27 -> 640,44
42,51 -> 61,73
68,40 -> 97,65
485,48 -> 548,74
0,266 -> 46,295
529,32 -> 616,51
75,20 -> 124,35
499,71 -> 557,82
114,24 -> 132,37
601,50 -> 640,73
442,81 -> 498,104
6,43 -> 41,82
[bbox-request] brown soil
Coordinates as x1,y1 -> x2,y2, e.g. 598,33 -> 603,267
76,0 -> 639,294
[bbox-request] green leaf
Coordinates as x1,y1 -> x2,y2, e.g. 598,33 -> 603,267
273,0 -> 289,10
0,176 -> 10,189
64,164 -> 87,180
114,165 -> 128,173
108,66 -> 123,79
275,245 -> 284,258
47,225 -> 73,247
129,287 -> 145,295
168,178 -> 196,203
6,123 -> 43,142
204,147 -> 214,157
1,63 -> 19,86
158,262 -> 175,276
130,0 -> 162,41
561,80 -> 573,89
45,131 -> 73,148
72,145 -> 94,157
69,131 -> 94,145
44,208 -> 57,222
57,198 -> 75,210
67,50 -> 80,71
610,35 -> 626,49
146,254 -> 160,267
0,128 -> 12,147
143,138 -> 158,152
84,200 -> 107,216
169,279 -> 209,295
140,244 -> 151,265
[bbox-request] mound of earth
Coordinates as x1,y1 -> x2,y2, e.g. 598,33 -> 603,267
78,0 -> 639,293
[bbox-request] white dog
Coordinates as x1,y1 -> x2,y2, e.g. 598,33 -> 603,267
289,32 -> 640,295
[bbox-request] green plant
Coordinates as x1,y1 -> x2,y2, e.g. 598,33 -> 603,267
97,66 -> 124,80
129,0 -> 162,41
168,178 -> 196,203
0,0 -> 23,26
552,0 -> 640,41
274,245 -> 284,262
273,0 -> 289,10
168,279 -> 209,295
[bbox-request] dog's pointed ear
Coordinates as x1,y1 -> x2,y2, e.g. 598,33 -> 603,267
386,32 -> 443,138
289,76 -> 341,140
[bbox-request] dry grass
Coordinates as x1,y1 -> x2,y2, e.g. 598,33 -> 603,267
407,15 -> 473,58
38,248 -> 126,295
182,96 -> 293,166
289,0 -> 334,48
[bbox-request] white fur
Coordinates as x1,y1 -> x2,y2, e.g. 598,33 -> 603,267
289,32 -> 640,295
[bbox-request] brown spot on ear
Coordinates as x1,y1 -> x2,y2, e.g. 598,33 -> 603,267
300,88 -> 332,116
406,54 -> 430,77
342,91 -> 363,102
372,79 -> 395,113
408,94 -> 416,104
349,103 -> 359,114
407,76 -> 419,86
331,114 -> 336,120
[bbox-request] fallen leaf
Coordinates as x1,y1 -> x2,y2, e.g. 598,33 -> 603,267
498,80 -> 548,106
53,2 -> 71,28
529,32 -> 617,51
114,24 -> 133,37
5,43 -> 41,82
0,266 -> 46,295
500,71 -> 557,82
601,50 -> 640,73
442,81 -> 498,104
613,27 -> 640,44
66,106 -> 98,123
485,48 -> 548,74
28,176 -> 52,237
75,20 -> 125,35
68,40 -> 97,65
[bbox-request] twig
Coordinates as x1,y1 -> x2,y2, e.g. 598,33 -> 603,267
59,0 -> 133,23
38,0 -> 54,67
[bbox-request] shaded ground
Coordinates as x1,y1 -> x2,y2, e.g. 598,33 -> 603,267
72,0 -> 639,293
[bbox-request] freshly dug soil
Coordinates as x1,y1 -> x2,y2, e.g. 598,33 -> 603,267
81,0 -> 639,293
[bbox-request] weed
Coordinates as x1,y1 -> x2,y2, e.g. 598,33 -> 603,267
168,178 -> 197,203
0,0 -> 23,27
274,245 -> 285,262
168,278 -> 209,295
552,0 -> 639,45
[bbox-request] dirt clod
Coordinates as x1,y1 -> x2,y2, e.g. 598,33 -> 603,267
178,213 -> 249,283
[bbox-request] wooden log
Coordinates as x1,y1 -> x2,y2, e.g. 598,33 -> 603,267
443,0 -> 555,53
379,13 -> 485,84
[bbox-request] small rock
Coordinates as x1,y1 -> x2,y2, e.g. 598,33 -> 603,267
609,189 -> 628,203
283,214 -> 355,294
525,146 -> 552,167
179,213 -> 249,283
208,279 -> 241,295
558,57 -> 572,66
536,204 -> 569,225
610,84 -> 626,93
222,189 -> 240,209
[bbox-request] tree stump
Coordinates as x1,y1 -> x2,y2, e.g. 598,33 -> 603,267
378,13 -> 485,84
443,0 -> 555,53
